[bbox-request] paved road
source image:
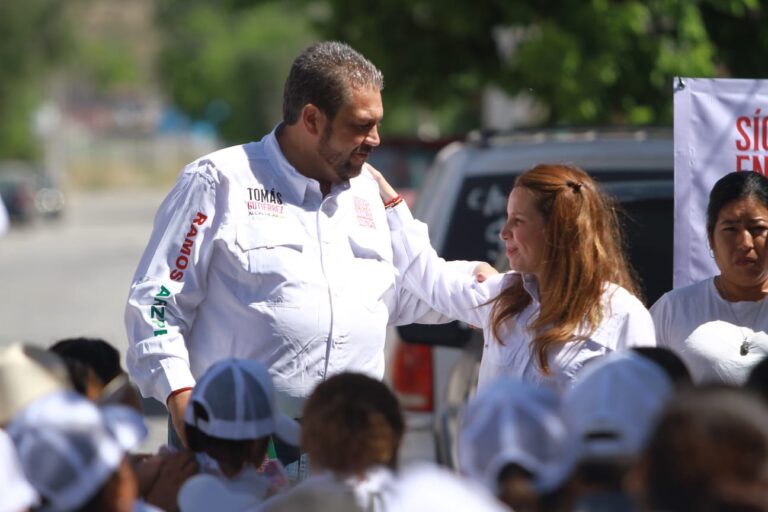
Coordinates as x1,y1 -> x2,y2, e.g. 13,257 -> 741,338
0,188 -> 165,349
0,188 -> 169,450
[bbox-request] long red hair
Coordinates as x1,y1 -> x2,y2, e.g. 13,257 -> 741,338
489,164 -> 639,373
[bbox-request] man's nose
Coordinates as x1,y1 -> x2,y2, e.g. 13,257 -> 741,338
365,125 -> 381,147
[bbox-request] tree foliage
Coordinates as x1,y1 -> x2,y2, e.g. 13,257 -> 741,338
155,0 -> 317,144
0,0 -> 73,158
304,0 -> 767,129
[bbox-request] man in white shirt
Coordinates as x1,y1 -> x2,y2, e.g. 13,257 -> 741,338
125,42 -> 448,451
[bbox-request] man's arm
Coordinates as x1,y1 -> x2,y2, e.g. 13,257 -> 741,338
365,165 -> 498,326
124,162 -> 219,443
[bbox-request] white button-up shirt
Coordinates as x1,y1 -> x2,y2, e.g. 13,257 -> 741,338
387,202 -> 656,393
125,127 -> 446,416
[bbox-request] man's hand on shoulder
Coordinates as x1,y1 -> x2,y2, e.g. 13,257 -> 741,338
473,262 -> 499,283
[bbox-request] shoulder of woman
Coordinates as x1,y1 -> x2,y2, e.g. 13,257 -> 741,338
649,278 -> 714,311
603,282 -> 646,307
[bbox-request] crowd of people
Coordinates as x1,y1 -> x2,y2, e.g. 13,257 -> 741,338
4,40 -> 768,511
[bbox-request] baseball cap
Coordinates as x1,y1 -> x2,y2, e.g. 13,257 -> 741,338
184,358 -> 300,445
0,343 -> 71,425
6,390 -> 147,512
540,351 -> 673,491
0,428 -> 38,512
457,377 -> 566,493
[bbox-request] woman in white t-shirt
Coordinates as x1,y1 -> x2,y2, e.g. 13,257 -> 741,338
651,171 -> 768,384
373,164 -> 656,393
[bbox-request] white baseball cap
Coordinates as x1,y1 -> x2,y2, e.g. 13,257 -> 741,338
184,358 -> 300,445
457,377 -> 566,494
0,343 -> 71,425
0,428 -> 38,512
6,391 -> 147,511
540,351 -> 674,491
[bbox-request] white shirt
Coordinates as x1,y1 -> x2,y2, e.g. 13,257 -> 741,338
178,468 -> 270,512
650,277 -> 768,384
387,202 -> 656,392
125,127 -> 446,415
268,467 -> 394,512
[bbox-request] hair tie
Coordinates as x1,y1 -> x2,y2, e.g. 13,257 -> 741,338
566,180 -> 583,192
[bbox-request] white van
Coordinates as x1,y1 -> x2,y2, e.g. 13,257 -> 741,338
389,129 -> 674,466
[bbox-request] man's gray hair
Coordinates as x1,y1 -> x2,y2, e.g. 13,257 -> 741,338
282,41 -> 384,124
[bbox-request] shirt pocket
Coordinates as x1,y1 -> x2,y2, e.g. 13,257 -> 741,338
348,230 -> 393,263
235,221 -> 306,306
347,232 -> 395,311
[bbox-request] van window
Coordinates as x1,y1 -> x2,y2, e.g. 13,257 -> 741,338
399,169 -> 673,347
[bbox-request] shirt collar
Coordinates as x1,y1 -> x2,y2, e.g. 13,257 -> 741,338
262,124 -> 313,205
502,271 -> 541,304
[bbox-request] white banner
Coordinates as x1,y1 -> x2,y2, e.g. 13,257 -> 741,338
674,78 -> 768,288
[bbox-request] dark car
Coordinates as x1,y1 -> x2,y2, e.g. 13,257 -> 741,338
0,172 -> 38,224
0,162 -> 65,224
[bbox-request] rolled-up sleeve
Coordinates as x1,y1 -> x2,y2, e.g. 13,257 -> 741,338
124,162 -> 219,403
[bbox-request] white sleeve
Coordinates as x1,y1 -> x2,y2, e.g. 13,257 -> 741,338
124,162 -> 219,403
389,259 -> 484,326
386,202 -> 493,328
616,296 -> 657,348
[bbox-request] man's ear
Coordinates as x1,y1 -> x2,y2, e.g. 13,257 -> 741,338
301,104 -> 325,136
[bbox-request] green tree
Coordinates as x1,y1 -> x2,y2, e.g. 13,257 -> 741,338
303,0 -> 764,130
155,0 -> 317,143
0,1 -> 73,158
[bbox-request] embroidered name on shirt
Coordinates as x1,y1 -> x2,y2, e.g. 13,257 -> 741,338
247,187 -> 284,217
354,197 -> 375,229
170,211 -> 208,282
151,285 -> 172,336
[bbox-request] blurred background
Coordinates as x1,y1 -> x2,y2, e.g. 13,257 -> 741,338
1,0 -> 767,449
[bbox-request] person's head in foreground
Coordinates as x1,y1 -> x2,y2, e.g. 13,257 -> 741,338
0,343 -> 71,427
457,377 -> 565,511
301,372 -> 404,477
183,358 -> 300,478
540,351 -> 674,511
6,390 -> 147,512
49,337 -> 142,411
491,163 -> 638,373
635,386 -> 768,511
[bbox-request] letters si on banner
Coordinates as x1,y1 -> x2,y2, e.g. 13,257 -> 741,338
673,78 -> 768,288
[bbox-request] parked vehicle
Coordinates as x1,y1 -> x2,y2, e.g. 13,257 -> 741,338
389,128 -> 674,467
0,171 -> 37,224
368,136 -> 461,208
0,161 -> 65,225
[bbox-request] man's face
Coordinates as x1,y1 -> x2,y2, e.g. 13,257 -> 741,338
318,86 -> 383,182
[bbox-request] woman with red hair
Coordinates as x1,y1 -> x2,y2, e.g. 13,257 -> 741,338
375,163 -> 655,391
